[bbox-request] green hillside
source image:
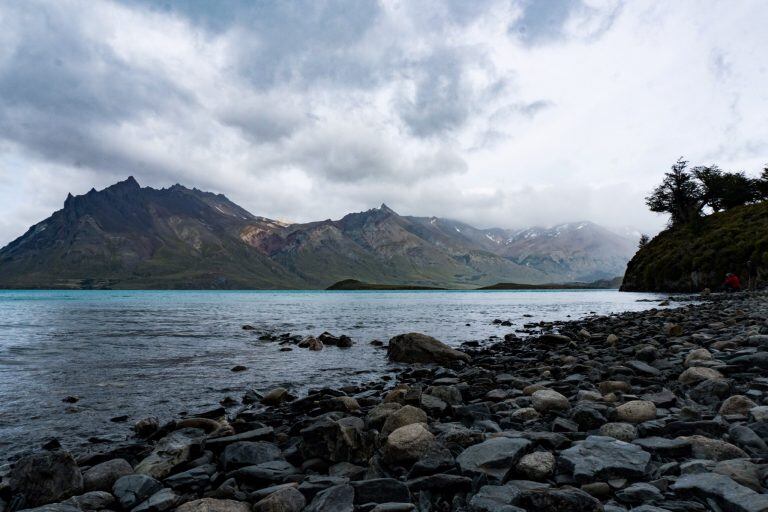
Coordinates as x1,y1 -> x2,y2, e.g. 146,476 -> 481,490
621,202 -> 768,292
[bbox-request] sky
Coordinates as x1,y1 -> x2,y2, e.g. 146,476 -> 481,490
1,0 -> 767,246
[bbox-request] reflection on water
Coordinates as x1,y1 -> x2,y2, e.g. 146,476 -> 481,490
0,289 -> 665,459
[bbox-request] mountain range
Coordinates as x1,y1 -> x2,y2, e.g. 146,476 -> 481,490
0,178 -> 638,289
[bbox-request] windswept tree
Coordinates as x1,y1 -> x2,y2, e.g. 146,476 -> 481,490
694,165 -> 756,212
645,158 -> 704,226
756,166 -> 768,200
638,234 -> 650,249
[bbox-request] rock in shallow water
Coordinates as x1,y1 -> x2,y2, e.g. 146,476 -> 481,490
387,333 -> 470,364
9,450 -> 84,507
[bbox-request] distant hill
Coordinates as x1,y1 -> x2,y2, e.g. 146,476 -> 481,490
621,202 -> 768,292
326,279 -> 443,290
0,178 -> 638,289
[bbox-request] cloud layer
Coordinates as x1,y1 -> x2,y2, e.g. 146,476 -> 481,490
1,0 -> 767,244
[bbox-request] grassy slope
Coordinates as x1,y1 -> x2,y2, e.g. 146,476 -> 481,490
621,202 -> 768,292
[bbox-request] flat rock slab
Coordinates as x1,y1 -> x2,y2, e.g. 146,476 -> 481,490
560,435 -> 650,482
671,472 -> 768,512
457,437 -> 532,481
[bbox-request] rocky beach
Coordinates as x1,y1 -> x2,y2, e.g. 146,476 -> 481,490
4,291 -> 768,512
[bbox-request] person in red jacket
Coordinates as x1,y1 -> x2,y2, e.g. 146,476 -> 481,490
722,273 -> 741,292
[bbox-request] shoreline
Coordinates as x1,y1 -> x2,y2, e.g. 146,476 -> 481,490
4,292 -> 768,511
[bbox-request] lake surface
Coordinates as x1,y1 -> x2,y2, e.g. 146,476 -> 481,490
0,289 -> 667,460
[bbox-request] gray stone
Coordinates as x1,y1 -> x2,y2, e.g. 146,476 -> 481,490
457,437 -> 532,481
175,498 -> 251,512
253,486 -> 306,512
387,333 -> 470,364
351,478 -> 410,505
131,488 -> 180,512
469,484 -> 524,512
221,441 -> 281,471
82,458 -> 133,492
112,474 -> 163,510
305,484 -> 354,512
615,482 -> 663,503
671,472 -> 768,512
134,428 -> 203,479
9,450 -> 84,507
559,435 -> 650,483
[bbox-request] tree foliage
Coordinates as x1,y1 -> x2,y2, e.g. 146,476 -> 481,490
647,158 -> 763,226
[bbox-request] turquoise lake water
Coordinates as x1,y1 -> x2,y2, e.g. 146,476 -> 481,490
0,289 -> 666,460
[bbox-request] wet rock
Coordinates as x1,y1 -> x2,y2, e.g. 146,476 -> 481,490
300,415 -> 371,464
615,482 -> 663,503
560,435 -> 650,482
64,490 -> 115,510
262,387 -> 289,406
714,459 -> 765,492
428,385 -> 463,405
408,442 -> 455,477
134,417 -> 160,438
253,486 -> 306,512
164,464 -> 216,491
531,389 -> 570,412
305,484 -> 354,512
112,474 -> 163,510
615,400 -> 657,423
387,333 -> 470,364
175,498 -> 251,512
690,378 -> 732,404
221,441 -> 281,471
685,348 -> 713,367
537,333 -> 573,344
351,478 -> 410,504
671,472 -> 768,512
679,367 -> 725,385
382,423 -> 434,464
518,487 -> 603,512
231,460 -> 298,486
82,458 -> 133,492
8,450 -> 84,507
134,428 -> 202,479
515,451 -> 555,480
719,395 -> 758,416
381,405 -> 429,436
682,435 -> 749,461
598,422 -> 638,442
299,336 -> 324,351
456,437 -> 532,481
131,488 -> 180,512
469,483 -> 523,511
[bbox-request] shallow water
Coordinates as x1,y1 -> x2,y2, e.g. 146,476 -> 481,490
0,289 -> 666,460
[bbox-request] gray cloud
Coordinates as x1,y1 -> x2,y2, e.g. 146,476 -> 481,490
1,0 -> 766,247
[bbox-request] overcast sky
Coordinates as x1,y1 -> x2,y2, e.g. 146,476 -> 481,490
1,0 -> 767,246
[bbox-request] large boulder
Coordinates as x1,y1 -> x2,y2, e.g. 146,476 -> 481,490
387,333 -> 470,364
382,423 -> 434,464
220,441 -> 281,471
82,458 -> 133,492
381,405 -> 428,436
8,450 -> 84,507
559,435 -> 650,482
300,415 -> 372,464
